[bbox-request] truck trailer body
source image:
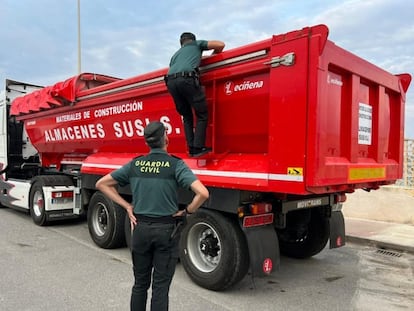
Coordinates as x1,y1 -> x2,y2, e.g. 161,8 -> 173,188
0,25 -> 411,290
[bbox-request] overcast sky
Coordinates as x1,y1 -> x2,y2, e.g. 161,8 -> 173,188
1,0 -> 413,138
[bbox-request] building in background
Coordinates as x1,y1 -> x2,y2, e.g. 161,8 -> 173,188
397,139 -> 414,188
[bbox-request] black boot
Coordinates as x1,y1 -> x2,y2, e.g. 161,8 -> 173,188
190,147 -> 212,157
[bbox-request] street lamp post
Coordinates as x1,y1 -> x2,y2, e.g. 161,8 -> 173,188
77,0 -> 81,74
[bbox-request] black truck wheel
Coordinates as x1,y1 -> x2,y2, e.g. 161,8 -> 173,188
180,209 -> 249,291
29,182 -> 48,226
28,175 -> 74,226
87,191 -> 126,249
278,208 -> 329,259
124,214 -> 132,250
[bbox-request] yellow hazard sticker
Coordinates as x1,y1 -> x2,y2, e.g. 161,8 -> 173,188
288,167 -> 303,176
348,167 -> 385,181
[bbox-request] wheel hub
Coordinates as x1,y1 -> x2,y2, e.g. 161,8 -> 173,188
93,203 -> 109,237
98,209 -> 108,226
33,192 -> 44,217
187,222 -> 222,273
200,235 -> 219,257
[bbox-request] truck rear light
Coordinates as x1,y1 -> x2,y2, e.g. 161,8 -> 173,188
51,191 -> 73,198
243,213 -> 274,228
250,203 -> 272,215
334,193 -> 347,203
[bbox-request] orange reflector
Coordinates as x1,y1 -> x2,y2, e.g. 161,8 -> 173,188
250,203 -> 272,215
243,213 -> 274,228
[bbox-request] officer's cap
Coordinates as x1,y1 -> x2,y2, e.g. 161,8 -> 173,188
144,121 -> 165,143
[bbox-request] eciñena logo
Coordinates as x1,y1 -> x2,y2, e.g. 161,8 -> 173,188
225,80 -> 264,95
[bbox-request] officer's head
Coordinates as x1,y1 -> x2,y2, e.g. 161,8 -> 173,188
144,121 -> 167,149
180,32 -> 196,46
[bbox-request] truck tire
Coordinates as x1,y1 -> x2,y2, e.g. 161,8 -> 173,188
87,191 -> 126,249
29,182 -> 48,226
278,209 -> 329,259
124,214 -> 132,250
28,175 -> 74,226
180,209 -> 249,291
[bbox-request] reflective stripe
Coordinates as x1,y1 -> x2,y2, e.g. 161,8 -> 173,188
82,163 -> 303,182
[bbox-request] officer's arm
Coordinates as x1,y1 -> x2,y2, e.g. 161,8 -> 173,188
207,40 -> 225,54
186,180 -> 209,214
96,174 -> 136,224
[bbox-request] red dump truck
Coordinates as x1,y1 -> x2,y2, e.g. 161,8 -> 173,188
0,24 -> 411,290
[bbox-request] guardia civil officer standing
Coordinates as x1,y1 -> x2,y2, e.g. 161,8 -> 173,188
96,121 -> 209,311
165,32 -> 225,157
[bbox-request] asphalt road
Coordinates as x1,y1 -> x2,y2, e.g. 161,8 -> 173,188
1,207 -> 413,311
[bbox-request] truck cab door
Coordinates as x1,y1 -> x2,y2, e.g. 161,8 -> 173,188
0,79 -> 43,176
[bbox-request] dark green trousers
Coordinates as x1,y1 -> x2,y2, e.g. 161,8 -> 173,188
130,221 -> 179,311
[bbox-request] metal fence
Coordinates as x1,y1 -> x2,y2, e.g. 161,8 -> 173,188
396,138 -> 414,188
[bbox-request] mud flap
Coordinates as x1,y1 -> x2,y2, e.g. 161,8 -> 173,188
243,225 -> 280,277
329,211 -> 346,248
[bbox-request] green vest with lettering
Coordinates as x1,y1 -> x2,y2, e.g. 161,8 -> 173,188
111,149 -> 196,217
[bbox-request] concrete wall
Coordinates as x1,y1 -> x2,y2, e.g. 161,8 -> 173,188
396,139 -> 414,188
342,186 -> 414,225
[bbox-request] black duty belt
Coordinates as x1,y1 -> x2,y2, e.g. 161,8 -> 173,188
165,71 -> 198,79
136,214 -> 177,224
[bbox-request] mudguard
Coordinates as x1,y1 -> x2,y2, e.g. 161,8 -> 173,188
243,225 -> 280,277
329,211 -> 346,248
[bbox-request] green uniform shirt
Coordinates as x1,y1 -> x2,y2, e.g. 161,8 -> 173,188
111,149 -> 197,217
168,40 -> 208,74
